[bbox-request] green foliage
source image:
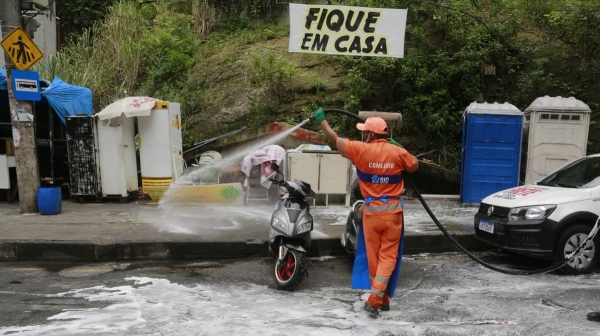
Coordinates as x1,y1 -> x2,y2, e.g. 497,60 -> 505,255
137,7 -> 200,97
246,49 -> 299,114
307,75 -> 325,93
39,1 -> 198,105
525,0 -> 600,154
327,0 -> 600,168
512,58 -> 552,108
45,0 -> 600,166
211,23 -> 289,46
38,1 -> 147,107
56,0 -> 112,43
533,1 -> 600,64
208,0 -> 284,31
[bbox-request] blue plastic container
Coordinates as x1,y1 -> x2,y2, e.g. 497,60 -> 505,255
461,102 -> 524,204
37,187 -> 62,215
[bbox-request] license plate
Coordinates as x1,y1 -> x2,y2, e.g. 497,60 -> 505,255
479,219 -> 494,234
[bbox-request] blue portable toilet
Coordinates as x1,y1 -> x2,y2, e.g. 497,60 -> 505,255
461,102 -> 523,204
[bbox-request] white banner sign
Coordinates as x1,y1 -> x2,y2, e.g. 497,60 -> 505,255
288,3 -> 407,58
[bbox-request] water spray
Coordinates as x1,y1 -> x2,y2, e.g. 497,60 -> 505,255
170,120 -> 312,191
322,108 -> 600,276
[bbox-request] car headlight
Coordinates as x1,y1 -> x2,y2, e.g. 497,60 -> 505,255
509,205 -> 556,221
296,221 -> 312,234
272,217 -> 287,233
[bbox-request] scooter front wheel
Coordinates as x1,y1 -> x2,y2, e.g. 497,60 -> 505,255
274,249 -> 305,291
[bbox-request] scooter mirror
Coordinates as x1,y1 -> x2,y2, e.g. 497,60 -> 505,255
271,162 -> 280,173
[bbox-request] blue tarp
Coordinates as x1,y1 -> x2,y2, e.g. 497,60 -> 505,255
42,77 -> 93,124
0,72 -> 92,124
0,69 -> 6,90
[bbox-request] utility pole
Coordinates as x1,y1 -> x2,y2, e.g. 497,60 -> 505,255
0,0 -> 40,213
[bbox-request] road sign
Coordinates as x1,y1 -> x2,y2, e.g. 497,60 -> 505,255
1,27 -> 43,70
11,70 -> 41,101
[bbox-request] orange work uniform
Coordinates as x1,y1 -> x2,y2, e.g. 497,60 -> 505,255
337,137 -> 417,309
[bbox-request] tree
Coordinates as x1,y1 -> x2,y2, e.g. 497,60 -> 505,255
57,0 -> 112,43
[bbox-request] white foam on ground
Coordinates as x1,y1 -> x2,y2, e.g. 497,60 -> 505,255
1,257 -> 599,335
0,278 -> 425,336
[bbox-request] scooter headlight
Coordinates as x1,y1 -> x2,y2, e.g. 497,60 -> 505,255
272,217 -> 287,233
296,221 -> 312,234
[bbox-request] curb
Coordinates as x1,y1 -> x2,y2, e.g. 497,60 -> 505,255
0,234 -> 491,262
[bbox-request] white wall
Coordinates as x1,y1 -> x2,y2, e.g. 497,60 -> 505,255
0,0 -> 57,70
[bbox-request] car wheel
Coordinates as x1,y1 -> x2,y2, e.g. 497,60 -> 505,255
553,224 -> 599,275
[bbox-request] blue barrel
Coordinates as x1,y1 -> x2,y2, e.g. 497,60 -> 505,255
37,187 -> 62,215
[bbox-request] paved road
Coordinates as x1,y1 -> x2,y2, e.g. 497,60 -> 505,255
0,251 -> 598,335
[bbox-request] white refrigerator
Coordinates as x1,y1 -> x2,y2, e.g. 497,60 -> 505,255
137,102 -> 183,181
96,116 -> 139,197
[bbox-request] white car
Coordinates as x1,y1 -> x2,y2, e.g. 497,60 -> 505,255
474,154 -> 600,274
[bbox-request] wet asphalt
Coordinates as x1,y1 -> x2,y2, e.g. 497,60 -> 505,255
0,251 -> 598,335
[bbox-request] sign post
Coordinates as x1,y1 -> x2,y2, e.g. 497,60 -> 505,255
0,0 -> 41,214
1,27 -> 44,70
11,70 -> 41,101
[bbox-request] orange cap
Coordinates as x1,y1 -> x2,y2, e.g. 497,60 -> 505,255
356,117 -> 388,134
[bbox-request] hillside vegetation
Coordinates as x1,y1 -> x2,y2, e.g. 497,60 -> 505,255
42,0 -> 600,170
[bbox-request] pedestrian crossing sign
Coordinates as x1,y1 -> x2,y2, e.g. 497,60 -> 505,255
1,27 -> 43,71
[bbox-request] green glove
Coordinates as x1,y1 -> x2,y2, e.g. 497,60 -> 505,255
311,107 -> 326,123
388,137 -> 402,147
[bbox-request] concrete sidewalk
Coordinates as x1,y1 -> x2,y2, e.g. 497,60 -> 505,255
0,199 -> 487,262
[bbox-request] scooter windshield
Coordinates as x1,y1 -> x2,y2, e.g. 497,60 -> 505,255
282,198 -> 307,209
282,199 -> 307,223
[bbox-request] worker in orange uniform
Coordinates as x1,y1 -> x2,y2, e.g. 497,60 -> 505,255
312,107 -> 418,318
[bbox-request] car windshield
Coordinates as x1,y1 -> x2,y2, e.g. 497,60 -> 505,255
538,157 -> 600,188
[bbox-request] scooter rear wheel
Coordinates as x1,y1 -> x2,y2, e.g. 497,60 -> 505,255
274,249 -> 305,291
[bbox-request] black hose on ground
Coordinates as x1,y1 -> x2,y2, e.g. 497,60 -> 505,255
323,108 -> 598,275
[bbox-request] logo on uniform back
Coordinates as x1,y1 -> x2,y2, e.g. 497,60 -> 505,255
371,175 -> 391,184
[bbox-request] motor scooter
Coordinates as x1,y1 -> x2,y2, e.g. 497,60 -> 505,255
268,163 -> 316,290
341,184 -> 405,255
341,199 -> 363,255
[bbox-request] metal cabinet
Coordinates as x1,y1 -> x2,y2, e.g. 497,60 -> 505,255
286,151 -> 350,206
319,154 -> 350,194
